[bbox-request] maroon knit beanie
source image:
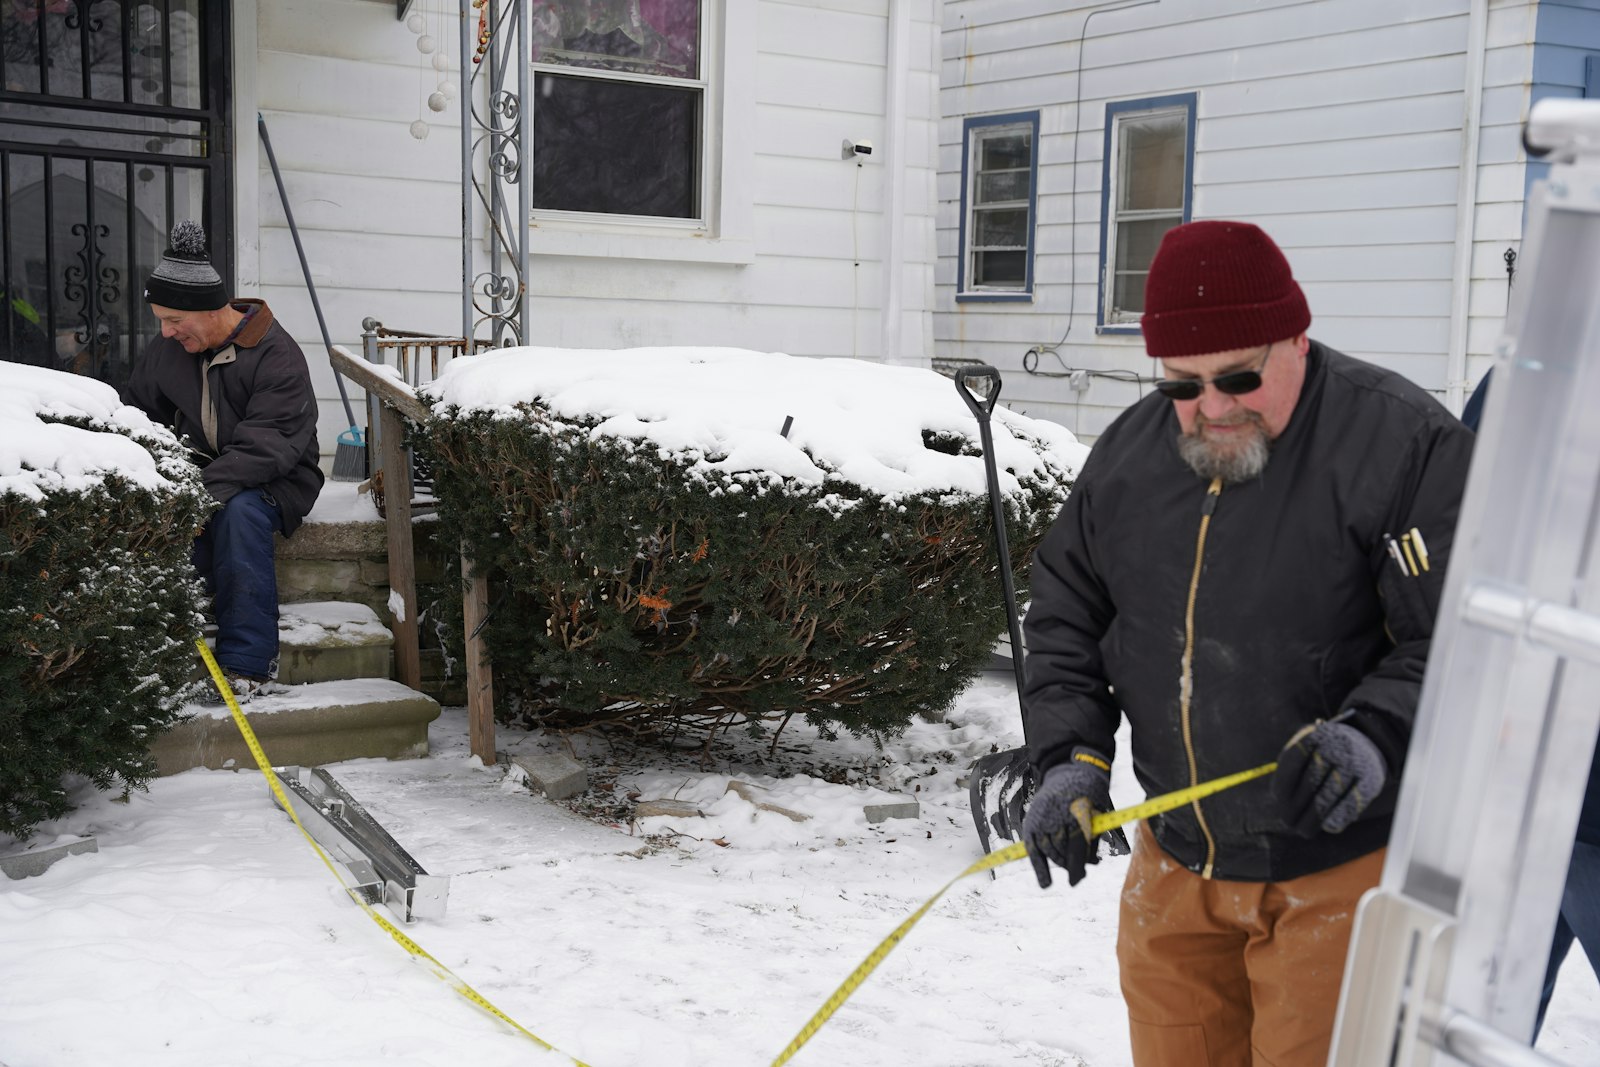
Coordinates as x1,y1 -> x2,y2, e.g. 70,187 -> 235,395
1139,220 -> 1310,358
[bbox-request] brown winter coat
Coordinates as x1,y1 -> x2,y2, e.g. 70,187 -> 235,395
122,299 -> 323,534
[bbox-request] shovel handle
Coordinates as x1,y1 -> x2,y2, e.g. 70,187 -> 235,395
954,364 -> 1002,421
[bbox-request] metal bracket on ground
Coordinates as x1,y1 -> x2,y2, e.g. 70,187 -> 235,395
271,766 -> 448,923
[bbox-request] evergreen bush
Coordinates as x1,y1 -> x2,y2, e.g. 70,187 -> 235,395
0,379 -> 212,837
417,357 -> 1077,741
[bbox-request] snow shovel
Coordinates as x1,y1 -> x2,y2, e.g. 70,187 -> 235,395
953,366 -> 1037,856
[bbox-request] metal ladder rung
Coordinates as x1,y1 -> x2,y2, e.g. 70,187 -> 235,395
1463,583 -> 1600,665
1427,1009 -> 1566,1067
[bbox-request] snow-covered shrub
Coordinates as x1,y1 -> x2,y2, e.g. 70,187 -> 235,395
417,348 -> 1085,739
0,366 -> 212,837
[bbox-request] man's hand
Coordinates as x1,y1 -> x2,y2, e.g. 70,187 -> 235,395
1021,747 -> 1130,889
1273,718 -> 1387,836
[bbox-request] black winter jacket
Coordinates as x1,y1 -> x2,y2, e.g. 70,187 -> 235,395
123,300 -> 323,534
1022,341 -> 1474,881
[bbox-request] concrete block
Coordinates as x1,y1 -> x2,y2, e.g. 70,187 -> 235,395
358,558 -> 394,586
149,680 -> 441,775
275,557 -> 367,601
276,520 -> 387,561
511,751 -> 588,800
277,601 -> 395,684
0,836 -> 98,880
864,796 -> 920,824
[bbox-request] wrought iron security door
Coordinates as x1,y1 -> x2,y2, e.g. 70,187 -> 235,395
0,0 -> 231,392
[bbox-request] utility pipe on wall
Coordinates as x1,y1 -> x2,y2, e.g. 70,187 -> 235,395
1445,0 -> 1490,412
879,0 -> 911,365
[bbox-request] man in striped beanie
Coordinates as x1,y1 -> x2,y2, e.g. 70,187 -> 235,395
124,221 -> 323,704
1017,220 -> 1474,1066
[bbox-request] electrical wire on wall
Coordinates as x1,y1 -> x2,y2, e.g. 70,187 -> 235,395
1022,343 -> 1160,433
1016,0 -> 1162,436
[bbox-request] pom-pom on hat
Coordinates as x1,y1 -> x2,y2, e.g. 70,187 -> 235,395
1139,220 -> 1310,358
143,220 -> 228,311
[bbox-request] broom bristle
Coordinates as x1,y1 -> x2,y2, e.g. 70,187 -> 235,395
331,427 -> 366,482
331,443 -> 365,481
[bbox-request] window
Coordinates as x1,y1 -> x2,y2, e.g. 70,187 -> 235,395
957,112 -> 1038,302
531,1 -> 704,220
1098,94 -> 1195,330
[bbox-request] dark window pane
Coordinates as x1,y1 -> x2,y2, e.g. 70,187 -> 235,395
533,0 -> 700,79
2,153 -> 50,365
1114,270 -> 1145,313
1118,112 -> 1185,212
975,250 -> 1025,287
167,1 -> 202,109
0,2 -> 49,94
130,0 -> 166,105
974,207 -> 1027,249
534,73 -> 698,218
85,1 -> 124,102
976,170 -> 1028,204
979,131 -> 1029,171
0,101 -> 205,155
1115,217 -> 1180,275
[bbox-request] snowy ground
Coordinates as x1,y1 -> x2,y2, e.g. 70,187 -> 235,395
2,677 -> 1596,1067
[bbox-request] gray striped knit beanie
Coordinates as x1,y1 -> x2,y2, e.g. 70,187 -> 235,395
143,220 -> 228,311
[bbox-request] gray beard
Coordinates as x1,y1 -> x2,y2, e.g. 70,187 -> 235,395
1176,423 -> 1271,484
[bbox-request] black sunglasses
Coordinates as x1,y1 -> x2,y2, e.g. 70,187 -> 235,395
1154,344 -> 1274,401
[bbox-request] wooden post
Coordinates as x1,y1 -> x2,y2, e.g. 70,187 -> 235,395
462,552 -> 496,764
378,403 -> 421,691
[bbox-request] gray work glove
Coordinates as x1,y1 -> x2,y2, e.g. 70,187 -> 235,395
1021,747 -> 1130,889
1273,717 -> 1387,837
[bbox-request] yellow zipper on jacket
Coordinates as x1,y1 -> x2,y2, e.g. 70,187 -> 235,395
1180,476 -> 1224,878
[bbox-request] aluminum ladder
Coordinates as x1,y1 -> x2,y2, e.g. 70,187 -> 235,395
1327,97 -> 1600,1067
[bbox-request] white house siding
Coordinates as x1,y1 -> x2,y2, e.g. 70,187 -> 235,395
235,0 -> 941,463
936,0 -> 1538,442
239,0 -> 470,450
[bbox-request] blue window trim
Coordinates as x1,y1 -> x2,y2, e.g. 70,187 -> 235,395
956,110 -> 1040,303
1096,93 -> 1197,335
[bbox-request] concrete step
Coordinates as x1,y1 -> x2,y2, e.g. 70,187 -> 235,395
152,679 -> 441,776
277,601 -> 393,685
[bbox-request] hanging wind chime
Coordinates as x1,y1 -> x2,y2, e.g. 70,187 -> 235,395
405,0 -> 460,140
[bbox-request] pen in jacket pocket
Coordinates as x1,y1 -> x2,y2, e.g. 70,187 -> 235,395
1406,527 -> 1430,572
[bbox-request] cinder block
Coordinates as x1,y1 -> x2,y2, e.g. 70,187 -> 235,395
512,751 -> 588,800
277,602 -> 394,684
864,797 -> 920,824
276,521 -> 387,561
0,837 -> 98,880
149,680 -> 441,775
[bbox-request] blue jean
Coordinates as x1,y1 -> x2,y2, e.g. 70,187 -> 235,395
193,488 -> 282,680
1535,838 -> 1600,1034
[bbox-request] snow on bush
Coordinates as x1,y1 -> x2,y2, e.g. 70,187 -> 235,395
0,364 -> 212,836
417,347 -> 1084,740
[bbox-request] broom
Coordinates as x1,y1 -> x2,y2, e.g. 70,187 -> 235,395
258,113 -> 366,481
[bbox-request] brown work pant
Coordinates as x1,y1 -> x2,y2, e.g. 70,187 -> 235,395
1116,823 -> 1385,1067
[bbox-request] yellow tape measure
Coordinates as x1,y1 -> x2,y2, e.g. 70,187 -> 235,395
194,641 -> 592,1067
198,640 -> 1275,1067
768,760 -> 1279,1066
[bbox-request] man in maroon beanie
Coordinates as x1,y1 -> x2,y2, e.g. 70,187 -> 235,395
1018,220 -> 1473,1066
